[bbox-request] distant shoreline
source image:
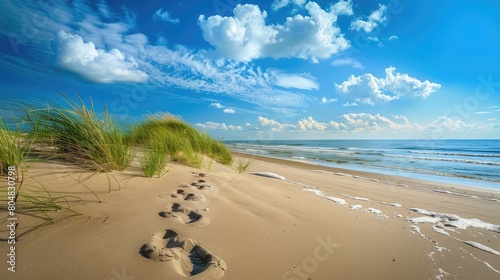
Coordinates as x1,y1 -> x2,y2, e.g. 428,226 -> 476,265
227,139 -> 500,191
232,151 -> 500,196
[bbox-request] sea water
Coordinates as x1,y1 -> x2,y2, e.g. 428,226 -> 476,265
226,139 -> 500,190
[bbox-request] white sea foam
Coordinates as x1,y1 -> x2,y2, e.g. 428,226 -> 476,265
340,194 -> 370,201
326,196 -> 347,205
408,216 -> 442,223
460,247 -> 500,274
434,189 -> 480,199
303,189 -> 324,196
462,240 -> 500,256
365,208 -> 382,214
350,205 -> 363,210
249,172 -> 286,180
432,225 -> 451,236
435,246 -> 450,252
409,208 -> 500,233
288,180 -> 313,188
381,202 -> 402,207
303,189 -> 347,205
446,218 -> 500,232
435,268 -> 449,280
335,172 -> 352,177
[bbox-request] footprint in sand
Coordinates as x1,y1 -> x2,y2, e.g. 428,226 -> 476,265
191,180 -> 213,191
160,202 -> 209,226
171,189 -> 206,201
141,229 -> 226,278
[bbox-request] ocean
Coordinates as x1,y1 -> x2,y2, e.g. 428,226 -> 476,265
226,139 -> 500,190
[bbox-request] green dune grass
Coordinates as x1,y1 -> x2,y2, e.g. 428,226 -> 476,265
28,93 -> 133,172
132,113 -> 233,177
1,93 -> 233,177
0,118 -> 31,174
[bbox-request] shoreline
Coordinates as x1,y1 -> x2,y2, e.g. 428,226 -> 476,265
232,151 -> 500,199
226,139 -> 500,191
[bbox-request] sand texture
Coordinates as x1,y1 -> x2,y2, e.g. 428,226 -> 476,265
1,155 -> 499,279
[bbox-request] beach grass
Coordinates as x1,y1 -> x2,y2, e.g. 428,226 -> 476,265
234,158 -> 253,174
2,94 -> 234,177
28,93 -> 133,172
0,117 -> 31,174
132,113 -> 233,176
139,132 -> 170,178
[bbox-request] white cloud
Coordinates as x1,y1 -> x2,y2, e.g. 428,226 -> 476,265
258,116 -> 296,131
388,35 -> 398,41
56,31 -> 148,84
153,8 -> 179,24
342,102 -> 358,107
367,36 -> 382,47
209,102 -> 235,113
271,0 -> 307,10
1,0 -> 312,111
199,2 -> 351,62
196,122 -> 243,131
335,67 -> 441,105
332,113 -> 421,132
270,72 -> 319,90
426,116 -> 475,132
97,0 -> 114,19
210,102 -> 224,109
321,97 -> 337,104
350,4 -> 387,33
331,57 -> 364,69
298,116 -> 327,130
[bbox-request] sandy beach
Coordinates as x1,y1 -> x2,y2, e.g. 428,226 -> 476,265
1,153 -> 499,280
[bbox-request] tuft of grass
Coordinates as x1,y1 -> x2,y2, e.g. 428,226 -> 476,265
0,118 -> 31,175
29,93 -> 133,172
140,133 -> 170,178
131,113 -> 233,175
234,158 -> 253,174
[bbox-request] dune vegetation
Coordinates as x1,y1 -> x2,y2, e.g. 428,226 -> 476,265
131,113 -> 233,177
2,93 -> 233,177
0,117 -> 32,175
28,93 -> 133,172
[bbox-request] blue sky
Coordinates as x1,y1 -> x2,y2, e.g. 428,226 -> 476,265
1,0 -> 499,140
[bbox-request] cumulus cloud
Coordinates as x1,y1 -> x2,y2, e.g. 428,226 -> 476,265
2,0 -> 312,111
210,102 -> 224,109
209,102 -> 236,113
426,116 -> 476,132
258,116 -> 296,131
153,8 -> 179,24
321,97 -> 337,104
350,4 -> 387,33
271,0 -> 307,10
199,2 -> 352,62
196,122 -> 243,131
298,116 -> 327,130
269,72 -> 319,90
247,113 -> 494,136
335,67 -> 442,105
56,30 -> 148,83
331,57 -> 364,69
